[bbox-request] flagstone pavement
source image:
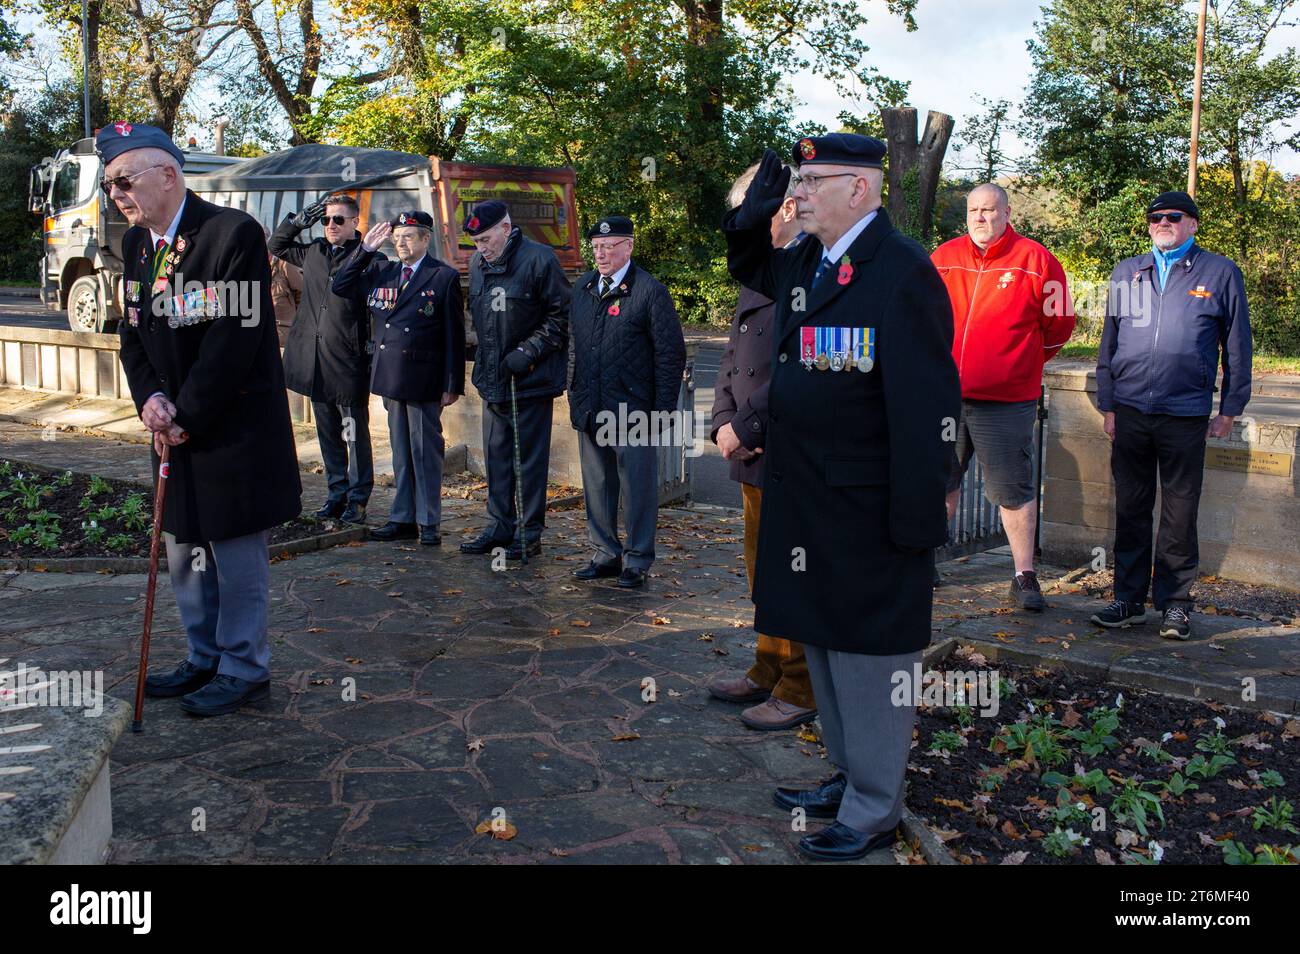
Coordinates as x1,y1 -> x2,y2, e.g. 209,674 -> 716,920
2,421 -> 1296,864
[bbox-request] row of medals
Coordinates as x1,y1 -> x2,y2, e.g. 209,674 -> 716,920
804,351 -> 874,373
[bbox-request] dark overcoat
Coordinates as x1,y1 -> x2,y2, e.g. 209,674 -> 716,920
722,207 -> 959,655
710,285 -> 777,488
118,191 -> 302,542
269,217 -> 380,405
332,248 -> 466,403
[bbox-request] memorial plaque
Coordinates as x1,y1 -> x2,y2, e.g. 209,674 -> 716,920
1205,446 -> 1293,476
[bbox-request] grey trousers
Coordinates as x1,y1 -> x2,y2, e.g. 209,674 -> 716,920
577,429 -> 658,571
312,399 -> 374,506
385,397 -> 444,527
163,529 -> 271,683
803,644 -> 921,834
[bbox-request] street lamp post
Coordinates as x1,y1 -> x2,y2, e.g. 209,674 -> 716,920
1187,0 -> 1209,198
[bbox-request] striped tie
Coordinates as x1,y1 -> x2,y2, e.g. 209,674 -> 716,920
812,255 -> 833,287
401,266 -> 412,288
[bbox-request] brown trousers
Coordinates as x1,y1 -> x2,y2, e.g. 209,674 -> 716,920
742,483 -> 815,709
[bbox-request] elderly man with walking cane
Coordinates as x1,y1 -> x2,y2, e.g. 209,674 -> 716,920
102,121 -> 301,718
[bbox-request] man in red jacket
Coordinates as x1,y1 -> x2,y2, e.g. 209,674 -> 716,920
932,184 -> 1075,610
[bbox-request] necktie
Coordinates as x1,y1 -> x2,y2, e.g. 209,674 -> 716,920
151,237 -> 170,283
812,255 -> 833,287
401,266 -> 412,288
156,238 -> 168,254
599,276 -> 610,297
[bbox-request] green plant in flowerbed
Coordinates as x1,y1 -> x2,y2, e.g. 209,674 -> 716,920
0,458 -> 347,561
911,657 -> 1300,865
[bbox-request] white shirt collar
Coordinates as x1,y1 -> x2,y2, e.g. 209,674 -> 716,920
149,195 -> 187,249
399,257 -> 422,280
600,260 -> 631,289
820,208 -> 878,263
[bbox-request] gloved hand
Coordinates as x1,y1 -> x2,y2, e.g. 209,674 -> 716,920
503,347 -> 533,378
289,200 -> 327,230
734,148 -> 791,230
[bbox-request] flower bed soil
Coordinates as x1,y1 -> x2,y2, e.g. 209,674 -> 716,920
909,649 -> 1300,865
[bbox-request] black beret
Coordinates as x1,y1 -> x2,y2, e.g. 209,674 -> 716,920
588,215 -> 634,239
791,133 -> 886,169
463,200 -> 508,236
391,210 -> 433,230
1146,191 -> 1200,220
95,121 -> 185,168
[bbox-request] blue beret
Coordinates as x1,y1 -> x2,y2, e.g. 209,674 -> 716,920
792,133 -> 886,169
95,121 -> 185,168
391,210 -> 433,230
588,215 -> 634,239
463,200 -> 508,236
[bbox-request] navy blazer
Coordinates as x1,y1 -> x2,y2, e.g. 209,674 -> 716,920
333,248 -> 466,403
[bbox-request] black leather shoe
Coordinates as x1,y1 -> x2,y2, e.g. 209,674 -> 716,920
370,521 -> 417,541
144,660 -> 217,698
419,524 -> 441,546
616,567 -> 646,588
316,499 -> 346,519
340,503 -> 367,524
506,539 -> 542,560
798,822 -> 897,861
179,674 -> 271,717
772,774 -> 847,819
460,531 -> 511,554
572,560 -> 621,581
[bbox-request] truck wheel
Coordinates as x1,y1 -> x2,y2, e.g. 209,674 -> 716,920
67,275 -> 115,333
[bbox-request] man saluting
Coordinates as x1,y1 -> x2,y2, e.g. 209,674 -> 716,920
101,122 -> 302,718
723,136 -> 959,860
333,211 -> 466,545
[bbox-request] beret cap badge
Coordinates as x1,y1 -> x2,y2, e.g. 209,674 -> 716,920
799,138 -> 816,160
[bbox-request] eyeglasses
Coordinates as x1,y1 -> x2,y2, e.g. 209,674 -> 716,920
791,172 -> 859,194
100,164 -> 166,195
590,240 -> 630,255
323,215 -> 354,226
1147,212 -> 1186,224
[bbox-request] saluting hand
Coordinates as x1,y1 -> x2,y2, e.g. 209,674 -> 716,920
734,148 -> 791,231
362,221 -> 392,252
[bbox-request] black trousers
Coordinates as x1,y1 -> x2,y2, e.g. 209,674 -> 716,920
313,399 -> 374,506
482,396 -> 554,544
1110,404 -> 1206,610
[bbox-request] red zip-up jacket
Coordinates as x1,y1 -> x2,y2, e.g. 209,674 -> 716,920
931,225 -> 1075,402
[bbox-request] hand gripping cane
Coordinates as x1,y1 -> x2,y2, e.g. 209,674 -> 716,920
132,443 -> 172,733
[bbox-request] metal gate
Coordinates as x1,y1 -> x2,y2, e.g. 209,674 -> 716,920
935,389 -> 1048,562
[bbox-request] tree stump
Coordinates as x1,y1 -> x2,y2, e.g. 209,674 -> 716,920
881,107 -> 955,242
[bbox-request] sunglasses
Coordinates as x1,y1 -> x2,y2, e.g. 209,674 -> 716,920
323,215 -> 355,226
100,164 -> 166,195
1147,212 -> 1186,224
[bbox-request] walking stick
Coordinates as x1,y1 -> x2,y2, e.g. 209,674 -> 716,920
509,378 -> 528,565
132,442 -> 172,733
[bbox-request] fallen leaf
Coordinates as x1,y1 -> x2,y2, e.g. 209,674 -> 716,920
1095,849 -> 1115,865
1115,829 -> 1140,849
570,619 -> 592,628
334,579 -> 350,586
1061,708 -> 1083,728
546,628 -> 561,637
467,738 -> 485,752
386,591 -> 403,598
1282,720 -> 1300,739
697,633 -> 714,642
667,689 -> 682,698
1001,820 -> 1022,841
1193,793 -> 1217,804
611,732 -> 641,742
443,588 -> 464,596
796,725 -> 821,743
305,627 -> 325,634
1000,851 -> 1028,865
548,847 -> 569,857
650,616 -> 671,626
1035,636 -> 1056,644
933,828 -> 964,842
934,797 -> 970,811
474,819 -> 518,841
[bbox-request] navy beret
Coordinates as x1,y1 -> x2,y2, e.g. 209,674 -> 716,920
463,200 -> 508,236
588,215 -> 634,239
391,210 -> 433,230
95,121 -> 185,169
791,133 -> 886,169
1147,191 -> 1200,220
